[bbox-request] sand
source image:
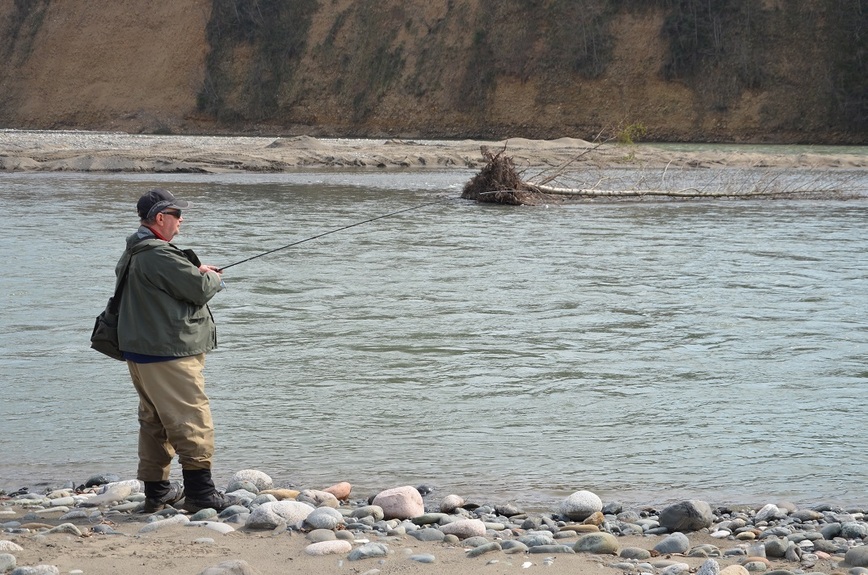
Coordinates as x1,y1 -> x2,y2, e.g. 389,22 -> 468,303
0,504 -> 849,575
0,131 -> 865,174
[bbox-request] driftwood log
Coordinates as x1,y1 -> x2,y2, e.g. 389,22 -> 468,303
461,145 -> 855,205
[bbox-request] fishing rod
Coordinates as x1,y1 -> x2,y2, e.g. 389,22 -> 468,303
216,196 -> 452,272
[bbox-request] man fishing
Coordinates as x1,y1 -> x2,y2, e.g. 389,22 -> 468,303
115,188 -> 230,513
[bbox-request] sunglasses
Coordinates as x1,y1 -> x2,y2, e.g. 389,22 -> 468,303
161,209 -> 182,218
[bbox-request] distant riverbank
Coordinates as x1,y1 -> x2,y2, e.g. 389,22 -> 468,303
1,130 -> 866,174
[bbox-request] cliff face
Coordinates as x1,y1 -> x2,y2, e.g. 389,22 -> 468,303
0,0 -> 864,143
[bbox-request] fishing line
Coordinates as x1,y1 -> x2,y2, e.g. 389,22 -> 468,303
216,196 -> 452,272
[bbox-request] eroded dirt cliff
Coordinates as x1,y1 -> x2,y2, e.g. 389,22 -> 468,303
0,0 -> 864,143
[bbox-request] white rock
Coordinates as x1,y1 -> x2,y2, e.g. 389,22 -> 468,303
305,540 -> 353,556
83,482 -> 136,506
245,500 -> 314,529
696,558 -> 720,575
228,470 -> 273,491
0,541 -> 23,552
440,494 -> 465,513
755,503 -> 785,522
99,479 -> 143,494
198,560 -> 257,575
10,565 -> 60,575
188,521 -> 235,534
139,514 -> 190,533
0,554 -> 15,572
660,563 -> 691,575
558,490 -> 602,521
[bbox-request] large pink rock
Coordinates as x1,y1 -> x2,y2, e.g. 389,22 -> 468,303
371,485 -> 424,519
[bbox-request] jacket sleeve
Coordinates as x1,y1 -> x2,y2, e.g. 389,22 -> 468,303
138,245 -> 223,306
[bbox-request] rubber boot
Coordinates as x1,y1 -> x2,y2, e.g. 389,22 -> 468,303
142,480 -> 184,513
181,469 -> 230,513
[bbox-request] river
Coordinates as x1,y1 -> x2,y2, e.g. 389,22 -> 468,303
1,168 -> 867,511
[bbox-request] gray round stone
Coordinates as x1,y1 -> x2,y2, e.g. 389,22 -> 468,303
659,500 -> 714,532
846,546 -> 868,567
654,532 -> 690,554
574,532 -> 620,554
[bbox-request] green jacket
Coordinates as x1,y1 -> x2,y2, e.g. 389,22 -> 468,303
116,226 -> 222,357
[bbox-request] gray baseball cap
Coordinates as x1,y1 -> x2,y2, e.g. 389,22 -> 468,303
136,188 -> 191,220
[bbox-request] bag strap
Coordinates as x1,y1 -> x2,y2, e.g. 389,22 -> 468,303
108,255 -> 133,314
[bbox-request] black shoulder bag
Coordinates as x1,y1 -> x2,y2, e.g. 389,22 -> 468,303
90,258 -> 132,361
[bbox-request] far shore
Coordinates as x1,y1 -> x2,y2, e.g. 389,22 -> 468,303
0,130 -> 866,174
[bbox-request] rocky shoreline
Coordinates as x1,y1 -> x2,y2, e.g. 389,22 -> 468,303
2,471 -> 868,575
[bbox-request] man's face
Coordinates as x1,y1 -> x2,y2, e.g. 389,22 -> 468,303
152,208 -> 182,239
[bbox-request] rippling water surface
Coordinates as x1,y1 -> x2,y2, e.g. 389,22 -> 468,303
1,169 -> 867,510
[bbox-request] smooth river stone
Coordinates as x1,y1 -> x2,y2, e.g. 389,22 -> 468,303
696,559 -> 720,575
347,542 -> 390,561
558,490 -> 603,521
304,506 -> 344,530
0,541 -> 23,552
439,494 -> 465,513
658,500 -> 714,532
372,486 -> 424,520
654,532 -> 690,554
228,469 -> 273,491
258,489 -> 300,501
245,501 -> 314,529
466,542 -> 501,558
139,514 -> 189,533
323,481 -> 352,500
297,489 -> 340,508
188,521 -> 235,534
846,546 -> 868,567
305,540 -> 352,556
440,519 -> 486,539
573,532 -> 620,554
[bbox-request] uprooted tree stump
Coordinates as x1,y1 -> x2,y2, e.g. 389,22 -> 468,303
460,146 -> 545,205
461,145 -> 858,205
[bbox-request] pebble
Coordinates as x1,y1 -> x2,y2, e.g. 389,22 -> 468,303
139,514 -> 189,533
655,532 -> 690,554
559,490 -> 603,521
304,540 -> 352,556
440,518 -> 486,539
409,553 -> 435,563
188,521 -> 235,534
371,486 -> 424,520
466,542 -> 501,557
0,541 -> 24,552
3,471 -> 868,575
347,542 -> 389,561
228,470 -> 273,492
10,566 -> 60,575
